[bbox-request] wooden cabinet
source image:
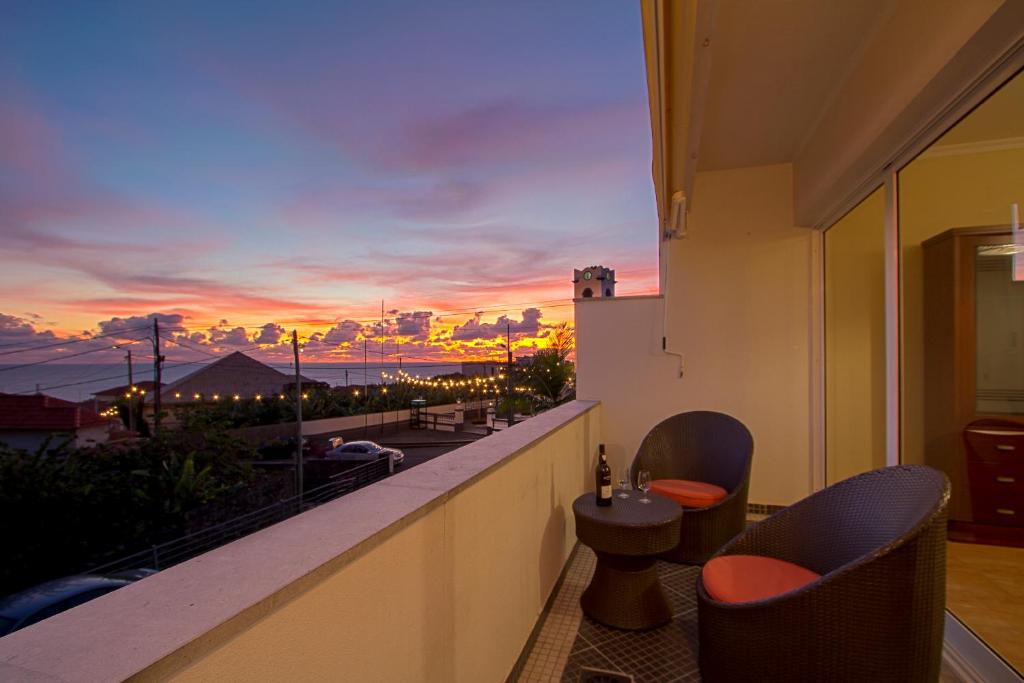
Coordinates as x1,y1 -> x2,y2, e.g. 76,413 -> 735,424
922,227 -> 1024,534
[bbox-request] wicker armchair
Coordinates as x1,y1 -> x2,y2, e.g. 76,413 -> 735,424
631,411 -> 753,564
697,465 -> 950,683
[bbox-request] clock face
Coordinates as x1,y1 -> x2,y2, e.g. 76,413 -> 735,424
583,270 -> 593,280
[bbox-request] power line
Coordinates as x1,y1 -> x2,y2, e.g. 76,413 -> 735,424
164,337 -> 220,357
0,324 -> 152,356
0,339 -> 143,374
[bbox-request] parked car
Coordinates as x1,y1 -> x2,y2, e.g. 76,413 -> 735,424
0,569 -> 157,637
325,440 -> 404,467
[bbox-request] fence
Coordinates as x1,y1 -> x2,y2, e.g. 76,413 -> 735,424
87,456 -> 391,575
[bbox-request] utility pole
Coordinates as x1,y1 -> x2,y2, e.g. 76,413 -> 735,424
292,330 -> 304,504
363,338 -> 369,438
126,349 -> 136,434
506,323 -> 514,427
152,319 -> 163,436
380,300 -> 385,435
396,339 -> 401,429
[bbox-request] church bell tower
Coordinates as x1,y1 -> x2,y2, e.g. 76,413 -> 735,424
573,266 -> 616,299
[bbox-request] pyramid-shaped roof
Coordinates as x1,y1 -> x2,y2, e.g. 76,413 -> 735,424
161,351 -> 314,402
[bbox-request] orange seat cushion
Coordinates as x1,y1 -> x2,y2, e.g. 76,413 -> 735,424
650,479 -> 727,508
702,555 -> 821,603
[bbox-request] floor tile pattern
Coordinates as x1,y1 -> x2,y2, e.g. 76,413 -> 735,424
516,546 -> 701,683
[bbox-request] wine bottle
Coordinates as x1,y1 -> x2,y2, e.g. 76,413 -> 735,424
596,444 -> 612,507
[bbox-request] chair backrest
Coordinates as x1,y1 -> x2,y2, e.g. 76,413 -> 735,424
631,411 -> 753,491
731,465 -> 949,575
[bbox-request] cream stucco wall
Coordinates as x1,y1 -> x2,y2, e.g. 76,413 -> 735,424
899,145 -> 1024,465
166,403 -> 600,683
824,187 -> 887,484
577,163 -> 814,506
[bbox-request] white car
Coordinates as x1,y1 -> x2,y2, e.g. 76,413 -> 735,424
325,440 -> 405,466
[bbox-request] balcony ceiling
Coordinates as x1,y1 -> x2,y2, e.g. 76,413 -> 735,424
697,0 -> 896,171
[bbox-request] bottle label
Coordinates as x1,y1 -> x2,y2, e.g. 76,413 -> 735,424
600,484 -> 612,499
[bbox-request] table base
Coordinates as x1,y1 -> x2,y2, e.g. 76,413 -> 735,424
580,551 -> 673,630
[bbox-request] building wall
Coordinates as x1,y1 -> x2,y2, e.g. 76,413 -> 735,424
0,431 -> 56,451
578,163 -> 814,506
72,424 -> 109,448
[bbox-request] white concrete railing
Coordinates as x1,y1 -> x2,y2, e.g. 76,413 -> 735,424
0,400 -> 601,682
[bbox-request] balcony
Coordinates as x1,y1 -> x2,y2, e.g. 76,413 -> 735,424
0,397 -> 991,682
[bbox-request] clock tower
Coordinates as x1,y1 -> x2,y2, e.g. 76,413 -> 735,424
573,265 -> 616,299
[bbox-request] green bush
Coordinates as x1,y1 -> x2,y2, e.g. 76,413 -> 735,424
0,424 -> 258,597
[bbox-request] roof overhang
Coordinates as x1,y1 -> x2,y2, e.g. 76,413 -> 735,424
640,0 -> 716,239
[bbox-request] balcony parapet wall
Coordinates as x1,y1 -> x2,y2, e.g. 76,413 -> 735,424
0,400 -> 601,682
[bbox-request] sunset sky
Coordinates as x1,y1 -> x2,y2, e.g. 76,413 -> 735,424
1,1 -> 657,364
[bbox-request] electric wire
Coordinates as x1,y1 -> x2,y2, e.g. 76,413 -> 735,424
0,324 -> 152,356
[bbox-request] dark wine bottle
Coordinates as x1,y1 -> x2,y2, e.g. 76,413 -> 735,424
596,444 -> 612,506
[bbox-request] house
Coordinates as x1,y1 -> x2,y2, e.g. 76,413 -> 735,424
92,381 -> 163,406
0,393 -> 113,451
160,351 -> 316,404
88,380 -> 163,415
460,361 -> 501,377
2,3 -> 1022,681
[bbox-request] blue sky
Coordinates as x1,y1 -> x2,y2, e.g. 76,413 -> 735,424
0,0 -> 656,361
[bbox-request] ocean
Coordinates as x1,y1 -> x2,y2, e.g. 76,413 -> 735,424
0,362 -> 463,403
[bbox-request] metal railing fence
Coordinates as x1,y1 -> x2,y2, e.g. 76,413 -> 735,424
87,456 -> 391,575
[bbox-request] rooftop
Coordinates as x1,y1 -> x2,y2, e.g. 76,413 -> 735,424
0,393 -> 109,432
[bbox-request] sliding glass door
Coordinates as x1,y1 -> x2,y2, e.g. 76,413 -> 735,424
824,188 -> 887,485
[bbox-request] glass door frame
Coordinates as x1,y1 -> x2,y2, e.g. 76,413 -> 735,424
815,46 -> 1024,487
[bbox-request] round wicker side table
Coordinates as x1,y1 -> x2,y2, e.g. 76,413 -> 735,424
572,492 -> 682,630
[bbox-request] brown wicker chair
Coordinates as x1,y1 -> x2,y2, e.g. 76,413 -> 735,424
631,411 -> 753,564
697,465 -> 950,683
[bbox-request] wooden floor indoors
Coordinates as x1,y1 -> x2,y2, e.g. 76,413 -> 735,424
947,541 -> 1024,673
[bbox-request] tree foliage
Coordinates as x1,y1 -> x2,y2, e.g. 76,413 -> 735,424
0,424 -> 260,597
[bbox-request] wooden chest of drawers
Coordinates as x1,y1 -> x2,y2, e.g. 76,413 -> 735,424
964,423 -> 1024,527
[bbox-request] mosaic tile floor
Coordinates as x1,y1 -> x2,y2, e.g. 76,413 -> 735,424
516,546 -> 700,683
517,544 -> 970,683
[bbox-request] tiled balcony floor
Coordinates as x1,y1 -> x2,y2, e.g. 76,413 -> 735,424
517,544 -> 970,683
516,546 -> 701,683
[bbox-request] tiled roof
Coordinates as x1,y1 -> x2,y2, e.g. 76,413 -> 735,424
161,351 -> 315,402
0,393 -> 110,431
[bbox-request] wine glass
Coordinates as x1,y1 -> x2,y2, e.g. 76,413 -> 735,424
637,470 -> 652,504
617,466 -> 631,498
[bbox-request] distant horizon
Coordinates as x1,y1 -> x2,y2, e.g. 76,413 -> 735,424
0,357 -> 487,403
1,1 -> 657,366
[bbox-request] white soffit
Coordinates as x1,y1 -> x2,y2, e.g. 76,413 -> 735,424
697,0 -> 894,172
